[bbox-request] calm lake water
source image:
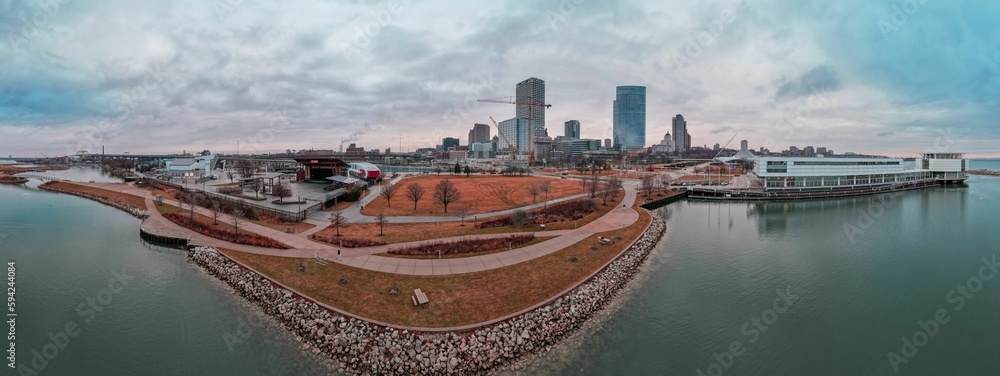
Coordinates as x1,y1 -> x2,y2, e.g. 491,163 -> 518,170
4,161 -> 1000,375
534,166 -> 1000,375
1,181 -> 333,375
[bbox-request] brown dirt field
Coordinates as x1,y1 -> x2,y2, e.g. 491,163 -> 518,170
47,181 -> 148,210
361,175 -> 583,217
220,208 -> 653,328
310,195 -> 622,246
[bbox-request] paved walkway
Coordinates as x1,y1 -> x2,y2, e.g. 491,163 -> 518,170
71,180 -> 641,276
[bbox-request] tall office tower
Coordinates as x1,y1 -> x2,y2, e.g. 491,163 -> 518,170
498,117 -> 530,154
564,120 -> 581,139
672,114 -> 688,153
612,86 -> 646,151
516,77 -> 546,140
604,138 -> 612,149
740,140 -> 748,151
468,123 -> 491,145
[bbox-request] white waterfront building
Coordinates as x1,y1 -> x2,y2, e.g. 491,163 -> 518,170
752,153 -> 967,191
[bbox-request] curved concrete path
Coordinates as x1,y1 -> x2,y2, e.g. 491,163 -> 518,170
70,180 -> 641,276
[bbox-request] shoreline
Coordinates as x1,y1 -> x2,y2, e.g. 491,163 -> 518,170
187,211 -> 667,375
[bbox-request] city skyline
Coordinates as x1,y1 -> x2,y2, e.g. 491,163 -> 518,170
2,1 -> 999,158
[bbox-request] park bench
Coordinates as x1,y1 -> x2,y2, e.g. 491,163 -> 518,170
598,236 -> 611,245
412,289 -> 429,306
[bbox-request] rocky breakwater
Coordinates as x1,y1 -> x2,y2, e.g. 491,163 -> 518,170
968,169 -> 1000,177
188,212 -> 667,375
39,181 -> 149,219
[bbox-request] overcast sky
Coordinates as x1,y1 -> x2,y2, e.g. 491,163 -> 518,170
2,0 -> 999,158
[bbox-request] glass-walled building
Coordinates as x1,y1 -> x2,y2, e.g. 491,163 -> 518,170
613,86 -> 646,151
753,157 -> 935,190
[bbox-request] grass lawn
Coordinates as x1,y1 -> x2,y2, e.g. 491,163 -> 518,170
310,195 -> 623,246
249,218 -> 316,234
220,208 -> 653,328
47,181 -> 148,210
155,202 -> 239,231
361,175 -> 583,217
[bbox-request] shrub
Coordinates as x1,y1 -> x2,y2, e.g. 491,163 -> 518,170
311,235 -> 386,248
476,199 -> 598,229
217,186 -> 243,195
162,213 -> 288,249
388,234 -> 534,256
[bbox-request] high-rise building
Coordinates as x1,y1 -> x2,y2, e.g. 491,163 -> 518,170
468,123 -> 491,145
604,138 -> 612,149
564,120 -> 580,139
516,77 -> 546,141
613,86 -> 646,150
442,137 -> 460,151
498,117 -> 530,155
672,114 -> 688,153
741,140 -> 748,151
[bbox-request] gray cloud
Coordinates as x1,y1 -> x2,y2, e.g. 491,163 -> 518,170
775,65 -> 840,100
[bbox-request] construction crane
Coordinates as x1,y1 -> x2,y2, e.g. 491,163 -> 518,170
477,96 -> 552,166
489,116 -> 517,157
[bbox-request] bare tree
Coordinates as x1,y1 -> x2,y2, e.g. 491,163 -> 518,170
525,183 -> 542,204
476,182 -> 518,207
272,181 -> 292,202
226,170 -> 235,183
585,172 -> 600,198
606,175 -> 623,200
641,175 -> 656,197
328,210 -> 348,237
660,174 -> 673,190
209,200 -> 221,225
231,209 -> 244,235
235,160 -> 257,178
600,179 -> 614,205
452,205 -> 471,226
373,209 -> 389,236
538,180 -> 552,200
433,179 -> 462,213
380,182 -> 398,207
405,182 -> 425,210
180,196 -> 196,220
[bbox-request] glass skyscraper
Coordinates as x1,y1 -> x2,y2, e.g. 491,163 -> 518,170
516,77 -> 546,140
564,120 -> 580,139
613,86 -> 646,150
498,117 -> 530,155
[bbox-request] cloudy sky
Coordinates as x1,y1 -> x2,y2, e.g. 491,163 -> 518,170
2,0 -> 999,158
